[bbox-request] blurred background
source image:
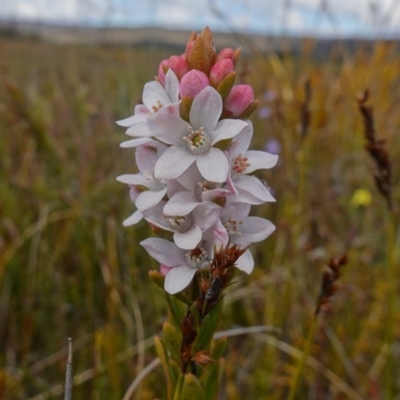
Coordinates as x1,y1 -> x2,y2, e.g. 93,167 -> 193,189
1,1 -> 400,399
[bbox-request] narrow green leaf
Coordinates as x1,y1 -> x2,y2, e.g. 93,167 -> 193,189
181,373 -> 205,400
200,337 -> 227,399
193,300 -> 223,353
163,321 -> 181,363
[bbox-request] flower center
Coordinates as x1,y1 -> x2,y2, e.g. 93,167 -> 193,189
233,154 -> 250,174
195,180 -> 219,200
151,101 -> 164,114
185,246 -> 207,269
164,214 -> 194,233
183,126 -> 212,155
223,217 -> 243,236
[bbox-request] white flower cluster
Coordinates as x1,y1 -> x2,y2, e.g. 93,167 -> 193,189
117,39 -> 278,295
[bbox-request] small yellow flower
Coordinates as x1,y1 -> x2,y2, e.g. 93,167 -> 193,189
350,188 -> 372,208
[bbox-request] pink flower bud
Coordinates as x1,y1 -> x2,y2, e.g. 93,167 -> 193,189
210,59 -> 234,86
216,48 -> 234,62
224,84 -> 254,117
157,59 -> 169,86
179,70 -> 209,99
167,55 -> 189,80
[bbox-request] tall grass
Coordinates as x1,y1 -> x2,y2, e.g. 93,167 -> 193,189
0,36 -> 399,399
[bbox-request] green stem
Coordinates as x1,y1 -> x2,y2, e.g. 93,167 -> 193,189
172,374 -> 184,400
287,315 -> 319,400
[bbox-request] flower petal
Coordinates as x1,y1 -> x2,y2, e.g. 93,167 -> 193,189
174,225 -> 202,250
235,249 -> 254,274
147,104 -> 188,145
165,69 -> 180,103
123,210 -> 143,226
164,191 -> 199,216
116,105 -> 148,127
190,86 -> 221,132
196,148 -> 229,183
192,202 -> 221,231
244,151 -> 279,173
143,81 -> 172,110
140,238 -> 185,266
136,187 -> 167,212
211,119 -> 248,145
236,217 -> 276,245
120,137 -> 153,148
231,122 -> 253,155
116,174 -> 148,187
126,121 -> 152,137
234,175 -> 276,204
164,265 -> 197,294
154,146 -> 196,180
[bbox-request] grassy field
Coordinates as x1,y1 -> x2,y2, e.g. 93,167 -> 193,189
0,35 -> 399,399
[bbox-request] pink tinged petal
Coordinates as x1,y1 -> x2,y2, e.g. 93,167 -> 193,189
160,264 -> 173,276
211,219 -> 229,247
174,225 -> 202,250
164,265 -> 197,294
165,69 -> 180,103
140,238 -> 186,266
116,105 -> 149,127
238,217 -> 276,244
154,146 -> 196,180
216,48 -> 235,62
224,84 -> 254,117
180,70 -> 209,99
235,249 -> 254,274
210,59 -> 234,85
201,188 -> 230,202
189,86 -> 222,132
243,151 -> 279,173
234,175 -> 276,203
158,59 -> 169,86
123,210 -> 143,227
120,137 -> 153,148
142,81 -> 172,111
226,172 -> 238,195
147,105 -> 188,145
196,148 -> 229,183
136,187 -> 167,212
126,121 -> 152,137
163,191 -> 199,216
192,202 -> 221,231
211,119 -> 248,145
167,55 -> 189,80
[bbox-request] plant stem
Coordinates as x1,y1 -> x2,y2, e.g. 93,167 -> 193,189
172,374 -> 184,400
287,315 -> 318,400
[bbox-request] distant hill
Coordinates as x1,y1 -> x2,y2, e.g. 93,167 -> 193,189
0,20 -> 396,58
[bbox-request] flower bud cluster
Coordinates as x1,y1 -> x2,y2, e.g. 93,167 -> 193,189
117,27 -> 278,295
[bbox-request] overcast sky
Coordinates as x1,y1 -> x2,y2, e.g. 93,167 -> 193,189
1,0 -> 399,38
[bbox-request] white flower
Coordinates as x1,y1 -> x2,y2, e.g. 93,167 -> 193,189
140,237 -> 211,294
143,200 -> 221,250
226,122 -> 278,204
147,86 -> 248,182
116,70 -> 180,138
117,140 -> 168,225
219,201 -> 275,274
